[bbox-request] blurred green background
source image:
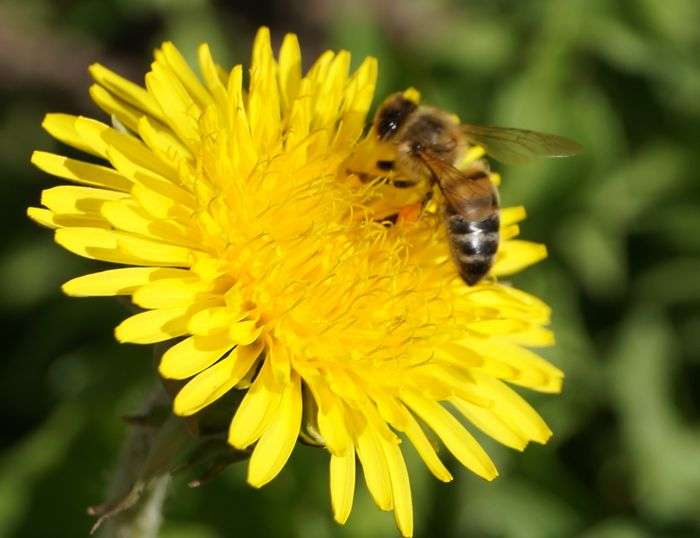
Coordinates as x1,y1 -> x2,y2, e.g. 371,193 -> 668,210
2,0 -> 699,536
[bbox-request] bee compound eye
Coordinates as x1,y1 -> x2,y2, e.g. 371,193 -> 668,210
376,97 -> 417,139
377,118 -> 399,139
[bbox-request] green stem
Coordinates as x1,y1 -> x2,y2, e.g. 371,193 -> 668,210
93,387 -> 173,538
97,474 -> 171,538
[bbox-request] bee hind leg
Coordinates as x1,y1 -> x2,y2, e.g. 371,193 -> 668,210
397,190 -> 433,224
397,202 -> 423,223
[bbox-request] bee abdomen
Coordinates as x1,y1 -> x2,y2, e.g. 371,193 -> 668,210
447,213 -> 499,286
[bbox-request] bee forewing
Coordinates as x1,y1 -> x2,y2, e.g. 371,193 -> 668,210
416,150 -> 494,201
460,123 -> 583,165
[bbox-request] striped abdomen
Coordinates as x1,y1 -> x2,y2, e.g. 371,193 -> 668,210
445,183 -> 500,286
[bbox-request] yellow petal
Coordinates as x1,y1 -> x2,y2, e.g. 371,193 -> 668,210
501,224 -> 520,240
31,151 -> 131,191
54,227 -> 150,265
314,50 -> 350,131
161,42 -> 213,108
493,240 -> 547,276
382,439 -> 413,538
89,63 -> 165,122
469,338 -> 563,393
63,267 -> 188,296
353,413 -> 393,511
27,207 -> 109,230
467,318 -> 530,336
278,33 -> 302,114
266,337 -> 292,385
69,116 -> 111,158
330,447 -> 356,525
74,116 -> 176,180
386,400 -> 452,483
311,381 -> 351,456
146,62 -> 201,152
456,145 -> 486,168
230,320 -> 263,346
471,374 -> 553,445
197,44 -> 228,115
226,65 -> 256,176
400,388 -> 497,481
228,359 -> 283,449
187,306 -> 236,335
334,56 -> 378,146
451,398 -> 528,451
27,207 -> 60,229
89,84 -> 143,133
115,307 -> 190,344
137,116 -> 192,167
101,200 -> 197,247
104,146 -> 187,203
248,373 -> 302,487
173,342 -> 264,415
41,114 -> 104,158
41,185 -> 127,215
500,206 -> 527,227
55,227 -> 193,266
508,326 -> 556,347
132,277 -> 213,309
131,181 -> 193,221
462,286 -> 551,325
248,27 -> 280,152
412,363 -> 493,408
159,333 -> 235,379
306,50 -> 334,87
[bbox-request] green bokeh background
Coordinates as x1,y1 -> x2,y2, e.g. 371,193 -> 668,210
2,0 -> 699,536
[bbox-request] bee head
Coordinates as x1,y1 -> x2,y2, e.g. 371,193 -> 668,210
375,94 -> 418,140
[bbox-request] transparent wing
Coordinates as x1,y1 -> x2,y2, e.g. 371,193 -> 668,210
461,123 -> 583,165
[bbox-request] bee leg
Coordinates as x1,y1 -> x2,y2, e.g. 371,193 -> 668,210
346,169 -> 373,183
390,178 -> 419,189
397,202 -> 423,223
380,213 -> 399,227
421,189 -> 433,208
397,190 -> 433,224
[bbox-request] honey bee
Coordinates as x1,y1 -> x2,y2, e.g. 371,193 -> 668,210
358,92 -> 581,285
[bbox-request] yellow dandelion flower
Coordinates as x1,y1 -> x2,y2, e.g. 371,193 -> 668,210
29,28 -> 563,537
